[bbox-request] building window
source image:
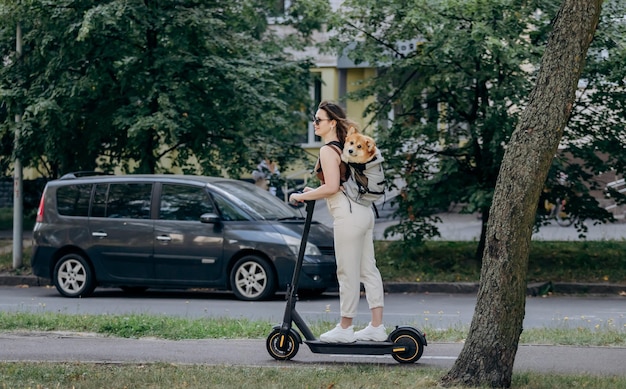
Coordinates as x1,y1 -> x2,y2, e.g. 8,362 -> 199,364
268,0 -> 292,23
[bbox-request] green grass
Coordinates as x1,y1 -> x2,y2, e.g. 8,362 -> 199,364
0,208 -> 12,230
0,207 -> 35,231
375,240 -> 626,284
1,362 -> 625,389
1,311 -> 624,346
0,312 -> 275,341
0,311 -> 442,342
521,325 -> 626,346
0,246 -> 32,274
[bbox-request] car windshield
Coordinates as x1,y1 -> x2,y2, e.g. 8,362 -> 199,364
211,180 -> 302,221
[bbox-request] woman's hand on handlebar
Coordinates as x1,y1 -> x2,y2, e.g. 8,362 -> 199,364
289,192 -> 304,205
289,187 -> 314,204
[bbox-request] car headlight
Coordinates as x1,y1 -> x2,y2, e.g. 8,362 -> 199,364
282,234 -> 322,256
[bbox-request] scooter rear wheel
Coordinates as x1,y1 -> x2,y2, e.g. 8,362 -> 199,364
266,329 -> 300,360
390,329 -> 424,363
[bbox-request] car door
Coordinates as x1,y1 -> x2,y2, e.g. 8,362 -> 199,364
87,182 -> 155,281
152,183 -> 225,284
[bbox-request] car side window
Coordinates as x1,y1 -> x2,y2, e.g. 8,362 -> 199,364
159,184 -> 214,221
91,183 -> 153,219
56,184 -> 92,217
210,191 -> 250,221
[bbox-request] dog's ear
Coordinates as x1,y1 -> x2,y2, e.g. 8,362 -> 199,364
366,137 -> 376,152
347,126 -> 358,136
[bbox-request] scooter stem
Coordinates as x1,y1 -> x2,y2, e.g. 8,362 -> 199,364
287,200 -> 316,292
279,200 -> 316,342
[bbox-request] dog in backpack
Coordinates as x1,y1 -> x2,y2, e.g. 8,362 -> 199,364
341,126 -> 377,164
340,126 -> 386,211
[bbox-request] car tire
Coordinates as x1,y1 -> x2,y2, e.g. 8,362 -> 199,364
230,255 -> 276,301
53,253 -> 96,298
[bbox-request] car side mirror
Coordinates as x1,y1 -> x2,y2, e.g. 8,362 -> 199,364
200,213 -> 221,224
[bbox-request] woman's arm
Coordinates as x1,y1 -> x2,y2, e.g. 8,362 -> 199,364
290,146 -> 341,202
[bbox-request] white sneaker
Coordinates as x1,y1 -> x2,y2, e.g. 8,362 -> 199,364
319,324 -> 356,343
355,322 -> 387,341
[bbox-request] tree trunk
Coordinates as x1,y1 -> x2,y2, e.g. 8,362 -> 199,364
476,206 -> 489,262
441,1 -> 603,387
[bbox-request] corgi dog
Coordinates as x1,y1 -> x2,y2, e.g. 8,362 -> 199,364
342,126 -> 377,164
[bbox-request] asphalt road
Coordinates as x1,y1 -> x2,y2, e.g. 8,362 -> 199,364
2,286 -> 626,330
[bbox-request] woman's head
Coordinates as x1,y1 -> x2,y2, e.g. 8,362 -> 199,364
316,101 -> 358,145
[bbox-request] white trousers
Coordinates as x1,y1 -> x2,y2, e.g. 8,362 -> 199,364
326,191 -> 384,318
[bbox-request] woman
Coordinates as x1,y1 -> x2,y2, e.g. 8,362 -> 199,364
289,101 -> 386,343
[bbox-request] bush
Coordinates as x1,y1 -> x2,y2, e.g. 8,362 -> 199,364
376,240 -> 626,284
0,207 -> 36,231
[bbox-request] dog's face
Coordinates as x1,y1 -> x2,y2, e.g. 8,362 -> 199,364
342,127 -> 377,164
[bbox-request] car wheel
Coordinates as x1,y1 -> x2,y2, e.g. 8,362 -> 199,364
53,253 -> 96,298
230,255 -> 276,301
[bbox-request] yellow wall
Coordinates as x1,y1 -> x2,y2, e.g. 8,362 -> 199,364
318,67 -> 338,101
314,67 -> 375,132
345,68 -> 376,134
302,66 -> 376,153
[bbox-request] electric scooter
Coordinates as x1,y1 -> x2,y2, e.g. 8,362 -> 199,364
266,200 -> 427,363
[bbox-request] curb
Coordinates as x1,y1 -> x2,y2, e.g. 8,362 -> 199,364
384,281 -> 479,294
0,275 -> 50,287
1,275 -> 624,296
384,281 -> 625,296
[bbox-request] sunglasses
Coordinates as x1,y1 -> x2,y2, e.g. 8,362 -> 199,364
312,117 -> 332,125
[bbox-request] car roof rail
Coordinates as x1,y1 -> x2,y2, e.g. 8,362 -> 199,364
59,171 -> 113,180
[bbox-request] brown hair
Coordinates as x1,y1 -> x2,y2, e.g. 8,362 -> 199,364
318,101 -> 358,146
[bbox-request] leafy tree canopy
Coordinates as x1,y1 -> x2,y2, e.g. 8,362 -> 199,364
0,0 -> 328,178
325,0 -> 625,252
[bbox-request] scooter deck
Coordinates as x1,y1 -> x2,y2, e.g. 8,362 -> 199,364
305,340 -> 406,356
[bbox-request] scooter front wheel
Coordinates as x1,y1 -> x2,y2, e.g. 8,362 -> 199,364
390,329 -> 424,363
266,329 -> 300,360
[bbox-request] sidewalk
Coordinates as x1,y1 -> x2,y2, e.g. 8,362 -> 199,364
312,199 -> 626,241
1,333 -> 625,375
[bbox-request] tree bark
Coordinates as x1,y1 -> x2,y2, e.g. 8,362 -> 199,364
441,1 -> 603,387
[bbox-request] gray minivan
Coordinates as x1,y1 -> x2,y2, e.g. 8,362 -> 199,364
31,174 -> 337,300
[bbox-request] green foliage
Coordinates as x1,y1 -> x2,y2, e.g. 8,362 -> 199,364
0,207 -> 35,231
559,0 -> 626,214
0,0 -> 326,178
0,208 -> 12,230
325,0 -> 626,246
375,240 -> 626,284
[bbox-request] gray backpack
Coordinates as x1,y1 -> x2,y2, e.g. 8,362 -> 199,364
342,148 -> 386,210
